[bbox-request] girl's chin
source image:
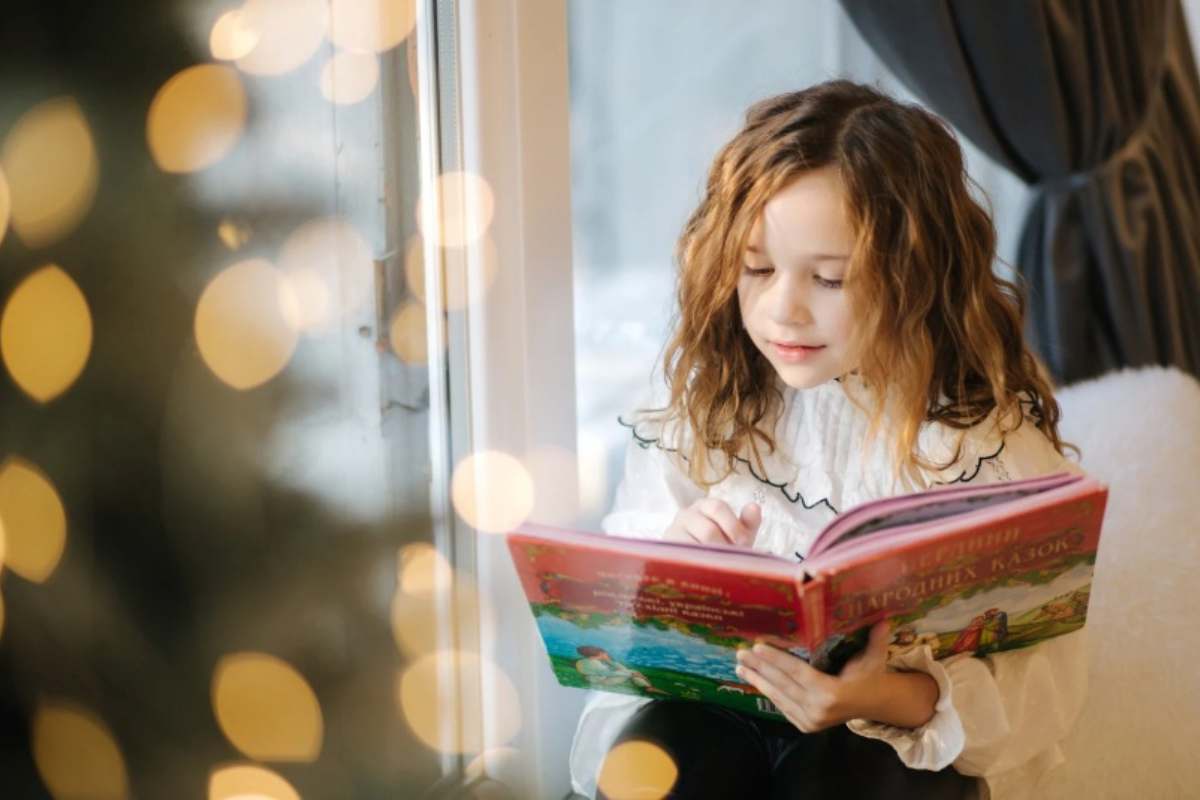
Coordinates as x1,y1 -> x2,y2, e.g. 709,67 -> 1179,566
774,368 -> 840,390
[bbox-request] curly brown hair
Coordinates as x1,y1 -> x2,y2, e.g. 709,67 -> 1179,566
644,80 -> 1077,488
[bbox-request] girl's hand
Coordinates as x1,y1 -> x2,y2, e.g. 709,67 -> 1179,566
735,621 -> 937,732
663,499 -> 761,547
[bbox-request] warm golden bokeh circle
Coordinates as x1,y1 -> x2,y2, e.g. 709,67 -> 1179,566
597,740 -> 679,800
0,457 -> 67,583
398,542 -> 452,595
236,0 -> 329,76
1,97 -> 98,248
208,763 -> 301,800
210,9 -> 261,61
147,64 -> 247,174
402,234 -> 425,302
450,450 -> 535,534
396,650 -> 521,753
32,702 -> 130,800
319,51 -> 380,105
216,217 -> 252,251
417,171 -> 496,249
194,259 -> 299,390
277,217 -> 374,331
0,166 -> 10,249
0,264 -> 93,404
388,302 -> 427,364
328,0 -> 417,54
390,547 -> 493,659
211,652 -> 323,762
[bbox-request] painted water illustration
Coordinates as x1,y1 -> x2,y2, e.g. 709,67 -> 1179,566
535,610 -> 740,683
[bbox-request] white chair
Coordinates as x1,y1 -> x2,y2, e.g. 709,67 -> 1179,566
1036,365 -> 1200,797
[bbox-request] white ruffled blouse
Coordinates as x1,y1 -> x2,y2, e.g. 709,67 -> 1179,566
569,374 -> 1089,800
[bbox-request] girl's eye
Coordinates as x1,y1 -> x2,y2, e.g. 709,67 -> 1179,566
743,265 -> 774,277
815,276 -> 843,289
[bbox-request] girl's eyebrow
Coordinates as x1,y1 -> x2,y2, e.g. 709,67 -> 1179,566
745,245 -> 849,261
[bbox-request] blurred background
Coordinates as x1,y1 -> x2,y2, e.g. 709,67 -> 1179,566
0,0 -> 449,797
2,0 -> 1198,798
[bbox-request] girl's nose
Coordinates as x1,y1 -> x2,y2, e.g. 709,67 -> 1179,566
768,276 -> 813,325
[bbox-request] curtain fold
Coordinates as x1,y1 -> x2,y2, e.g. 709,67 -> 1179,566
840,0 -> 1200,384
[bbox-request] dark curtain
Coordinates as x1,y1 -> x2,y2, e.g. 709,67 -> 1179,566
839,0 -> 1200,385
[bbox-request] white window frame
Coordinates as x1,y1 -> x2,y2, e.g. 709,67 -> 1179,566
423,0 -> 579,796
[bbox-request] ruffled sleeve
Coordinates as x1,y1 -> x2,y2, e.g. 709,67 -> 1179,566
845,410 -> 1091,798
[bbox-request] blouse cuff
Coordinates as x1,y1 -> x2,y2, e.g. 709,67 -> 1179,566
844,644 -> 967,771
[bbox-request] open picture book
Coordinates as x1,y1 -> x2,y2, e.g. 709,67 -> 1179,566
505,471 -> 1108,718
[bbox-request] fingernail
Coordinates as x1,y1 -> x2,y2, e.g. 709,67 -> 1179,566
735,665 -> 746,679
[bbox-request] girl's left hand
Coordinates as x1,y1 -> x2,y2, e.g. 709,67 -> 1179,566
735,621 -> 891,733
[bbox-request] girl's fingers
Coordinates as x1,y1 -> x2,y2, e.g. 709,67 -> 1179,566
697,500 -> 752,545
751,643 -> 826,688
738,650 -> 806,705
736,665 -> 813,732
683,514 -> 727,545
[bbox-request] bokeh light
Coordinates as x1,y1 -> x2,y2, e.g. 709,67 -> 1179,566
210,8 -> 261,61
597,740 -> 678,800
402,234 -> 424,301
277,217 -> 374,332
0,457 -> 67,583
417,171 -> 496,249
450,450 -> 535,534
387,301 -> 426,364
211,652 -> 323,762
1,264 -> 93,403
32,702 -> 130,800
1,97 -> 98,248
396,650 -> 520,753
194,258 -> 299,390
328,0 -> 417,54
0,165 -> 10,249
208,763 -> 301,800
147,64 -> 247,174
319,51 -> 380,106
398,542 -> 452,595
217,217 -> 252,251
390,543 -> 493,658
236,0 -> 329,76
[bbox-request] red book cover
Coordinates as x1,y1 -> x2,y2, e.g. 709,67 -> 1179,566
505,472 -> 1108,717
507,525 -> 812,717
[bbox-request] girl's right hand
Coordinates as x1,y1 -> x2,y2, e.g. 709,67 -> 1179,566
663,499 -> 762,547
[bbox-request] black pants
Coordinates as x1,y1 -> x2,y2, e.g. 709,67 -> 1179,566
596,700 -> 976,800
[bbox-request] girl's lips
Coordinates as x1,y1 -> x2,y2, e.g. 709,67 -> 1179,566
772,342 -> 825,362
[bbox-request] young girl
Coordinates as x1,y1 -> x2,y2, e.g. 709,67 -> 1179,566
569,80 -> 1088,800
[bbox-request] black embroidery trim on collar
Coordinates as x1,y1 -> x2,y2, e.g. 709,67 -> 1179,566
929,438 -> 1005,486
618,416 -> 840,514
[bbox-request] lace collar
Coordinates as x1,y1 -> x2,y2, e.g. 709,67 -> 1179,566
620,374 -> 1027,515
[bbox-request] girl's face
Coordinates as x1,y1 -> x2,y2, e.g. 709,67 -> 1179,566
737,165 -> 857,390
